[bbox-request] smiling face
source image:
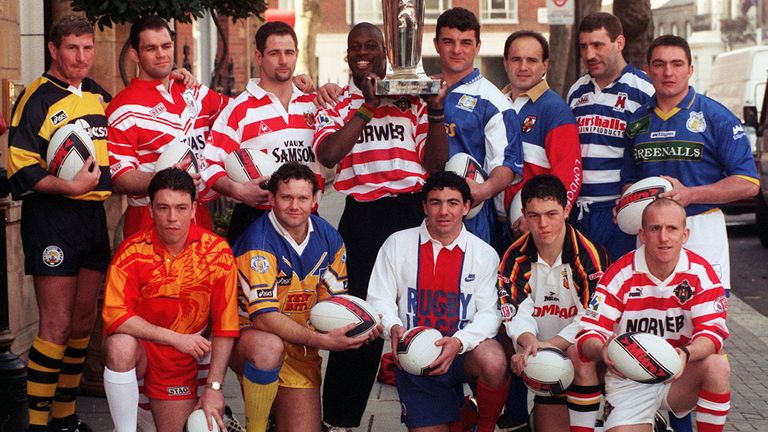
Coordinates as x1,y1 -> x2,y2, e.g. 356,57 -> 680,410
48,33 -> 95,86
150,188 -> 196,255
434,27 -> 480,81
347,26 -> 387,84
504,36 -> 548,97
638,200 -> 689,275
132,27 -> 175,81
647,45 -> 693,107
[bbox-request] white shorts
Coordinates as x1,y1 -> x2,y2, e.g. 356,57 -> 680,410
602,372 -> 690,430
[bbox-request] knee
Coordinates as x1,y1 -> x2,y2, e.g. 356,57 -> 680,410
473,340 -> 509,384
104,334 -> 141,371
239,330 -> 285,369
567,344 -> 597,381
698,353 -> 730,387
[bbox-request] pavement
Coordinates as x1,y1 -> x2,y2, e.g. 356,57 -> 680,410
73,191 -> 768,431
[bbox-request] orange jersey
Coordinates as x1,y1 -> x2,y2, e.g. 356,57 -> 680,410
103,224 -> 239,337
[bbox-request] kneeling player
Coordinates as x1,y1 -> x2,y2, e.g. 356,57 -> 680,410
230,162 -> 381,431
578,198 -> 730,431
367,171 -> 510,432
102,168 -> 239,432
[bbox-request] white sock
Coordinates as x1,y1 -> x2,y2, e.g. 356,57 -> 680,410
104,367 -> 139,432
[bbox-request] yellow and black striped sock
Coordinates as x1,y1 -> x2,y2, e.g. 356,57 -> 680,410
52,336 -> 90,420
27,337 -> 66,427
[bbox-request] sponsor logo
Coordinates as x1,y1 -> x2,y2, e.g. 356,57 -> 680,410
457,95 -> 477,112
50,110 -> 68,126
304,111 -> 315,127
167,386 -> 191,396
500,302 -> 517,321
356,124 -> 405,143
573,94 -> 591,107
544,291 -> 560,302
250,255 -> 269,273
256,288 -> 274,298
150,103 -> 166,117
615,333 -> 675,382
284,292 -> 313,312
258,121 -> 273,135
732,123 -> 745,140
74,118 -> 108,140
533,304 -> 577,318
628,286 -> 643,297
632,141 -> 703,162
42,246 -> 64,267
330,296 -> 376,336
272,140 -> 316,164
577,114 -> 626,137
625,315 -> 684,337
588,271 -> 603,281
276,275 -> 292,286
715,295 -> 728,313
182,90 -> 198,116
614,92 -> 627,112
589,293 -> 603,311
464,274 -> 476,282
673,279 -> 693,304
626,115 -> 651,138
686,111 -> 706,133
316,111 -> 334,127
650,131 -> 676,139
394,97 -> 412,112
522,115 -> 537,133
617,185 -> 666,211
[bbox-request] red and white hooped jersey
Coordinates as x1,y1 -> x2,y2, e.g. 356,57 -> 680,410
313,81 -> 430,202
107,79 -> 228,206
202,79 -> 322,210
578,246 -> 729,351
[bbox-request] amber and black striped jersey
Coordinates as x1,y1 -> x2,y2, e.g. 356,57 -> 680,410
8,73 -> 112,201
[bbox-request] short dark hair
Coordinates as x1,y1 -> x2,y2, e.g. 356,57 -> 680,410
647,34 -> 692,66
255,21 -> 298,54
436,7 -> 480,43
267,162 -> 319,195
578,12 -> 623,41
130,15 -> 174,51
521,174 -> 567,210
504,30 -> 549,61
49,15 -> 94,48
422,171 -> 473,206
149,167 -> 197,203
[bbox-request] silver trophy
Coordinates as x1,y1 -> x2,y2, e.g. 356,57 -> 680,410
376,0 -> 440,95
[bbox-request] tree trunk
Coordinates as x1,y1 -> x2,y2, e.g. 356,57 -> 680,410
548,0 -> 602,97
295,0 -> 320,82
614,0 -> 653,69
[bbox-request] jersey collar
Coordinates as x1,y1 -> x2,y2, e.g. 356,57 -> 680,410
268,210 -> 314,252
591,63 -> 634,91
150,223 -> 204,257
44,72 -> 83,95
449,68 -> 482,91
502,79 -> 548,103
246,78 -> 304,101
650,86 -> 696,120
418,220 -> 468,252
633,245 -> 691,280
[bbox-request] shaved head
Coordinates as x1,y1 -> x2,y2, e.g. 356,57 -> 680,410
641,198 -> 686,228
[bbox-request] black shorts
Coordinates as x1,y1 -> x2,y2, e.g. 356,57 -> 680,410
21,194 -> 110,276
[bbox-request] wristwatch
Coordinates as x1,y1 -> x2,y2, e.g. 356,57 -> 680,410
205,381 -> 222,391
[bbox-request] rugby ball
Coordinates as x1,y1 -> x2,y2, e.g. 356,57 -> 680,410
309,295 -> 380,337
445,152 -> 486,219
186,409 -> 220,432
396,326 -> 443,375
46,123 -> 96,181
616,177 -> 673,235
224,148 -> 281,183
521,347 -> 574,396
508,190 -> 523,227
607,332 -> 682,384
155,138 -> 198,173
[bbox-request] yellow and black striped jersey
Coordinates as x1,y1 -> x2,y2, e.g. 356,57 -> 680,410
8,73 -> 112,201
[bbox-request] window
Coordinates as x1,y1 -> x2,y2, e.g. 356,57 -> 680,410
480,0 -> 518,22
685,22 -> 692,38
277,0 -> 293,9
426,0 -> 451,20
658,24 -> 665,36
349,0 -> 383,24
671,23 -> 678,36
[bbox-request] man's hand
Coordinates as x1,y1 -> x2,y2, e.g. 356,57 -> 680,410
427,336 -> 462,376
170,333 -> 211,361
68,156 -> 100,195
234,177 -> 270,207
659,176 -> 693,207
421,79 -> 448,110
466,178 -> 490,207
293,74 -> 315,93
670,348 -> 689,383
359,73 -> 382,108
196,388 -> 225,431
600,336 -> 625,379
319,322 -> 378,351
390,324 -> 406,369
315,83 -> 343,109
170,68 -> 199,89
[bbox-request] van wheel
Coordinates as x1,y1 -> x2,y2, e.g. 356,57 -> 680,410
756,193 -> 768,248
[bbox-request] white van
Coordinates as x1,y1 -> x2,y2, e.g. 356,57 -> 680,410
707,46 -> 768,121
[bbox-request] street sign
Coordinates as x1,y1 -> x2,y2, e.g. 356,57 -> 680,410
547,0 -> 575,25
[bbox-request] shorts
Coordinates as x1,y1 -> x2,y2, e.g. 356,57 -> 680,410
685,209 -> 730,290
21,195 -> 110,276
602,372 -> 689,429
395,355 -> 467,428
279,341 -> 322,388
123,203 -> 213,239
570,200 -> 635,262
140,339 -> 198,400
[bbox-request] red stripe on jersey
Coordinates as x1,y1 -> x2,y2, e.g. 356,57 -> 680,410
416,241 -> 464,337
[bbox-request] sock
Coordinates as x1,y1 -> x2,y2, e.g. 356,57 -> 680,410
449,396 -> 478,432
695,390 -> 730,432
503,373 -> 529,423
27,337 -> 66,427
103,367 -> 139,432
243,361 -> 280,431
52,336 -> 89,419
566,384 -> 603,432
475,376 -> 512,432
668,411 -> 693,432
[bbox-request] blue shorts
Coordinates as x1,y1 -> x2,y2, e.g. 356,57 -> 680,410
570,202 -> 635,262
395,355 -> 467,428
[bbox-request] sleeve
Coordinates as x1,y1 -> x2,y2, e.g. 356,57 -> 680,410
199,85 -> 230,127
413,97 -> 430,160
201,102 -> 243,187
210,245 -> 240,337
235,249 -> 281,322
7,91 -> 53,196
106,104 -> 141,180
496,248 -> 537,345
365,235 -> 404,340
102,247 -> 141,334
544,110 -> 582,205
504,297 -> 537,346
484,107 -> 524,177
576,264 -> 626,349
312,104 -> 346,155
453,250 -> 501,353
713,110 -> 759,182
319,232 -> 348,300
688,256 -> 729,351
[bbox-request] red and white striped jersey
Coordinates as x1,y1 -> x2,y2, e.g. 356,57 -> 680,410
578,246 -> 729,352
107,79 -> 228,206
313,81 -> 430,202
202,79 -> 321,210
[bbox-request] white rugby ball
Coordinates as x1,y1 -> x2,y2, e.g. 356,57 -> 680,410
607,332 -> 682,384
186,409 -> 220,432
397,326 -> 443,375
224,148 -> 281,183
508,190 -> 523,227
616,177 -> 673,235
309,295 -> 380,337
445,152 -> 486,219
521,347 -> 574,396
155,138 -> 199,173
46,123 -> 96,181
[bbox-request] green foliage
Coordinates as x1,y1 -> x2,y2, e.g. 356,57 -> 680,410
70,0 -> 267,30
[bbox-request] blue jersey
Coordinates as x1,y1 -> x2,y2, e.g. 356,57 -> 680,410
567,65 -> 654,205
444,68 -> 523,243
622,87 -> 759,216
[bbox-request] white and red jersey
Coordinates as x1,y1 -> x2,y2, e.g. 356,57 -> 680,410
578,246 -> 729,352
107,79 -> 228,206
313,81 -> 430,202
202,79 -> 321,210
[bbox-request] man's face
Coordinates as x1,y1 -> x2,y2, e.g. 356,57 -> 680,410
133,28 -> 175,81
269,179 -> 315,232
150,189 -> 196,253
256,34 -> 298,84
523,197 -> 569,249
48,33 -> 95,85
647,45 -> 693,103
434,27 -> 480,77
423,187 -> 470,240
638,203 -> 690,269
504,36 -> 548,94
347,28 -> 387,81
579,28 -> 625,82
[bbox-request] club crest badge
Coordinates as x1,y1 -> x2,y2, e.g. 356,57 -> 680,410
42,246 -> 64,268
522,115 -> 537,133
686,111 -> 706,133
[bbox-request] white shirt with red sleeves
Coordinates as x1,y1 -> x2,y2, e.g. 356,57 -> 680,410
313,81 -> 430,202
202,79 -> 320,207
578,246 -> 729,352
107,79 -> 228,206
